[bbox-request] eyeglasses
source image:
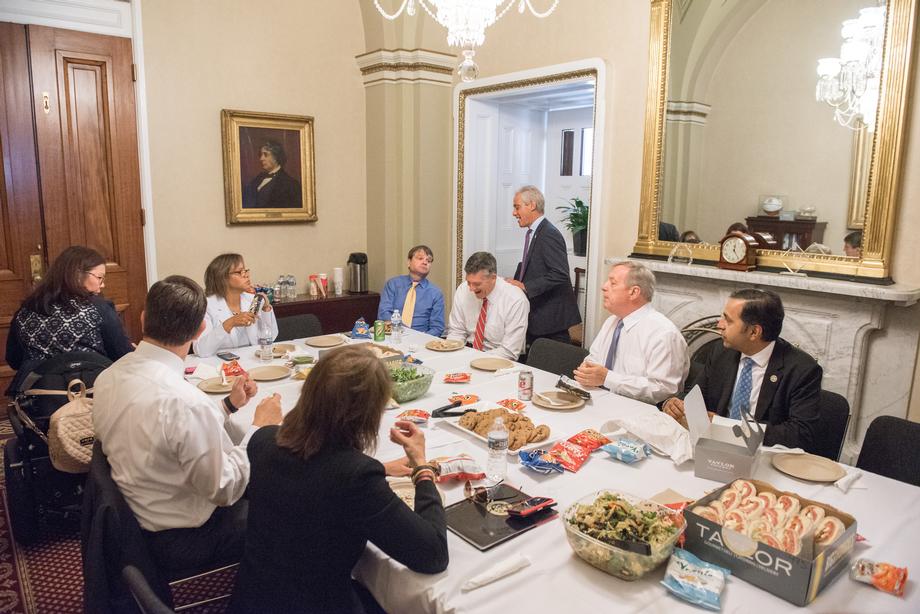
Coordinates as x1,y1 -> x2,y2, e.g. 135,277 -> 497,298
463,480 -> 517,504
85,271 -> 105,283
230,268 -> 251,277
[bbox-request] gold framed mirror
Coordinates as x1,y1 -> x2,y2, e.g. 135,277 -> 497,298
633,0 -> 917,280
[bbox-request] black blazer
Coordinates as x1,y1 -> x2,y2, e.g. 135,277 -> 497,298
513,219 -> 581,336
242,169 -> 302,209
229,426 -> 448,614
685,337 -> 822,451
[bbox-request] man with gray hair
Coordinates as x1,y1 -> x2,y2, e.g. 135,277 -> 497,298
509,185 -> 581,345
446,251 -> 530,361
574,261 -> 688,404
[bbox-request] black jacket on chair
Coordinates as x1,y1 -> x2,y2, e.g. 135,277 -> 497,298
685,337 -> 822,451
513,219 -> 581,337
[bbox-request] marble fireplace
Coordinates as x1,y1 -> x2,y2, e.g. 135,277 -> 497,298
609,258 -> 920,462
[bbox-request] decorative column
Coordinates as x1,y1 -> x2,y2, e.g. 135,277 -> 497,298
356,48 -> 456,296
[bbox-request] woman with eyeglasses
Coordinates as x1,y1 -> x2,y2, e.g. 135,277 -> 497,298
5,245 -> 133,384
229,344 -> 447,614
193,253 -> 277,357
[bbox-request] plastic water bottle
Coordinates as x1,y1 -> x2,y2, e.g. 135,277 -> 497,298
391,309 -> 402,344
258,315 -> 273,363
486,417 -> 508,485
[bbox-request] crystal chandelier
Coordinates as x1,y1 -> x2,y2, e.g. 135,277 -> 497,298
374,0 -> 560,82
815,6 -> 886,132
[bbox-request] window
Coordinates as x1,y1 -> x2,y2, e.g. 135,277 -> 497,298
560,129 -> 574,176
580,127 -> 593,176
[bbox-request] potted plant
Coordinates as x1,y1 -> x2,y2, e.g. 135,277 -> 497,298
556,197 -> 589,256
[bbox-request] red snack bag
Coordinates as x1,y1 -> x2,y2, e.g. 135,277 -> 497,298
566,428 -> 611,452
547,440 -> 590,472
432,454 -> 485,482
396,409 -> 430,426
448,393 -> 479,405
497,398 -> 526,412
443,373 -> 472,384
222,360 -> 246,377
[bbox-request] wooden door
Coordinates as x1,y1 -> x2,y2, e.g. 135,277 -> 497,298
29,25 -> 147,341
0,23 -> 45,393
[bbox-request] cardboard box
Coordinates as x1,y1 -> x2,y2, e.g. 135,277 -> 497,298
684,386 -> 765,483
683,479 -> 857,606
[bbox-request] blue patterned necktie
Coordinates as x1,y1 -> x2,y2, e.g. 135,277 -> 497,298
604,320 -> 624,370
729,357 -> 754,419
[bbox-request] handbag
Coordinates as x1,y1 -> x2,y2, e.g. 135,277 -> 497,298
17,379 -> 95,473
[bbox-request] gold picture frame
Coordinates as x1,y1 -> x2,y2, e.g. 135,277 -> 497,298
633,0 -> 917,280
221,109 -> 317,224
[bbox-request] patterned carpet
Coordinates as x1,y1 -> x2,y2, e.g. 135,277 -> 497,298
0,419 -> 235,613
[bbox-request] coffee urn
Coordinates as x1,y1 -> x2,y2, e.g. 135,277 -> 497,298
346,252 -> 368,294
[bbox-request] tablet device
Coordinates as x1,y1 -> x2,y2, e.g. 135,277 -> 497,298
445,484 -> 558,551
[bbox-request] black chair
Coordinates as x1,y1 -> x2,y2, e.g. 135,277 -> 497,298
82,442 -> 237,613
680,322 -> 722,394
122,566 -> 175,614
856,416 -> 920,487
811,390 -> 850,461
275,314 -> 323,342
526,338 -> 589,378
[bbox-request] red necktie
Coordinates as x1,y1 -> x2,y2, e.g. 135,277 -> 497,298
473,297 -> 489,350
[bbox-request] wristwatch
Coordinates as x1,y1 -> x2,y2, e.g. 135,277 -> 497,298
223,396 -> 239,415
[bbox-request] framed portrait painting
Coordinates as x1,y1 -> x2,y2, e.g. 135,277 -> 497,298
221,109 -> 317,224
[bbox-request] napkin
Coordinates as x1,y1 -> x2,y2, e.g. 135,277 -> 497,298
493,365 -> 524,378
460,553 -> 531,592
190,363 -> 219,380
835,468 -> 865,493
601,407 -> 693,465
759,444 -> 806,455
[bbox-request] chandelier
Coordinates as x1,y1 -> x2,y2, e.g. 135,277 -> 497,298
374,0 -> 560,82
815,6 -> 886,132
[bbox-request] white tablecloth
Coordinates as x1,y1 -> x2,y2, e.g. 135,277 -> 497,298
187,329 -> 920,613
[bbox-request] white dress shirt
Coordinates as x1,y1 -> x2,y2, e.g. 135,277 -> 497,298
586,303 -> 689,404
733,341 -> 776,416
194,293 -> 278,357
93,341 -> 253,531
446,277 -> 530,361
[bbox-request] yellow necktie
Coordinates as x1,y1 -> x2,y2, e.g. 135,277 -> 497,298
401,282 -> 418,327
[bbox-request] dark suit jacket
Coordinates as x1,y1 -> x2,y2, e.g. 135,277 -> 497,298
684,337 -> 822,451
242,169 -> 302,209
513,219 -> 581,337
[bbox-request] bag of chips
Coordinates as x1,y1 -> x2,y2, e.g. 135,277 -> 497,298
497,398 -> 526,412
661,548 -> 730,611
351,318 -> 372,339
448,393 -> 479,405
567,428 -> 610,452
432,454 -> 485,482
519,449 -> 564,475
601,438 -> 652,464
222,360 -> 246,377
546,440 -> 591,472
443,372 -> 471,384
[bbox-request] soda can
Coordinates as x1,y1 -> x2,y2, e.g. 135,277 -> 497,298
517,370 -> 534,401
373,320 -> 386,342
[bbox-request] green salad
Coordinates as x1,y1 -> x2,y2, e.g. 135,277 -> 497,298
390,366 -> 423,383
568,493 -> 679,548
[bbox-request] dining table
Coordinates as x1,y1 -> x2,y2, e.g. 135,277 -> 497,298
186,328 -> 920,613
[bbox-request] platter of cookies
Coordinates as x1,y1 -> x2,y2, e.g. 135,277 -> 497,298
443,407 -> 553,456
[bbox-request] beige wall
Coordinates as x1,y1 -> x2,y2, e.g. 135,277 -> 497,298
141,0 -> 367,289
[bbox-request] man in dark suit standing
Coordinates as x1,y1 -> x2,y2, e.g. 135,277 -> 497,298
662,289 -> 822,451
507,185 -> 581,346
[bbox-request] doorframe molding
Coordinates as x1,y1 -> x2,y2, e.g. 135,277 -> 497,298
1,0 -> 159,285
0,0 -> 132,38
452,58 -> 607,343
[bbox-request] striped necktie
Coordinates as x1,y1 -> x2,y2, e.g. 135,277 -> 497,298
472,298 -> 488,350
401,281 -> 418,327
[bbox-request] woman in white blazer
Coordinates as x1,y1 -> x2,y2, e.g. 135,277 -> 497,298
194,253 -> 278,357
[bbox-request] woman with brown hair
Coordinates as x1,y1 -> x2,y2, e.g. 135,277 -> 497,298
5,245 -> 132,384
229,345 -> 448,614
193,253 -> 277,357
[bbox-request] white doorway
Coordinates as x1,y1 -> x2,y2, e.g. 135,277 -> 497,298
453,62 -> 604,343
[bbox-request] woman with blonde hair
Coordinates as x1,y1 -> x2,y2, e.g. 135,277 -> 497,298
230,345 -> 448,613
194,253 -> 277,357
